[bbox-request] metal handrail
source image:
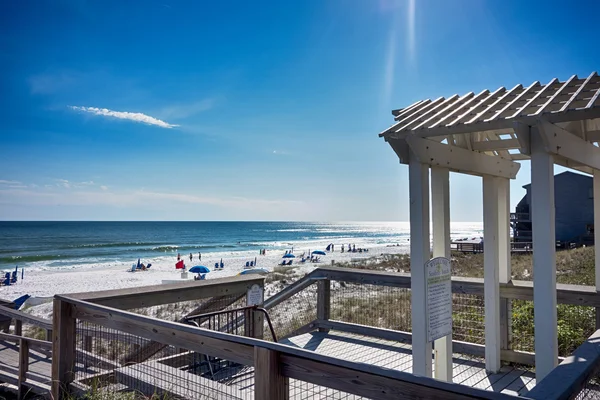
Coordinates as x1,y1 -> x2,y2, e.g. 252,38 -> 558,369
185,305 -> 278,342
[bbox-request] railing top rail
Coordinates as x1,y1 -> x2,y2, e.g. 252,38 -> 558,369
58,294 -> 517,400
528,329 -> 600,400
0,331 -> 52,350
66,274 -> 265,309
0,305 -> 52,330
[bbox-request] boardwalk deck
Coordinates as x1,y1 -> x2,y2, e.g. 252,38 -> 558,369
109,330 -> 536,399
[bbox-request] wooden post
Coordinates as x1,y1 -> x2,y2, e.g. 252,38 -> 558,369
431,167 -> 452,382
254,347 -> 288,400
594,171 -> 600,329
409,152 -> 432,377
18,338 -> 28,400
498,178 -> 512,351
531,125 -> 558,381
51,298 -> 77,400
483,175 -> 501,373
317,279 -> 331,332
83,335 -> 92,352
15,319 -> 22,336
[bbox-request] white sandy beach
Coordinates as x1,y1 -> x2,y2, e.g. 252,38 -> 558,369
0,243 -> 410,318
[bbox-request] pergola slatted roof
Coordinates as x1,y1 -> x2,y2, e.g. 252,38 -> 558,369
380,73 -> 600,156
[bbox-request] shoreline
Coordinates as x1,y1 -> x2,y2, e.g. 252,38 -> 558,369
0,243 -> 410,309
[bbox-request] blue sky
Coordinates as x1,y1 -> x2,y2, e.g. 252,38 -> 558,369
1,0 -> 599,221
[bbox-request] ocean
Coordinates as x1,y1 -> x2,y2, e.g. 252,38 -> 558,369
0,221 -> 483,270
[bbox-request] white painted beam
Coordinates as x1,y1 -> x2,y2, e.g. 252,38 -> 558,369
537,120 -> 600,170
483,175 -> 501,373
431,167 -> 452,382
531,126 -> 558,381
409,152 -> 432,378
497,178 -> 511,284
472,138 -> 521,152
513,122 -> 531,156
405,136 -> 520,179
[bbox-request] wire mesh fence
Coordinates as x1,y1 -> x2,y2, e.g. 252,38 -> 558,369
288,379 -> 371,399
452,293 -> 485,345
330,282 -> 411,331
264,282 -> 318,341
73,319 -> 255,399
575,373 -> 600,400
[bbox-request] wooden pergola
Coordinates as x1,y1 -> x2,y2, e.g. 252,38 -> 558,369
379,72 -> 600,383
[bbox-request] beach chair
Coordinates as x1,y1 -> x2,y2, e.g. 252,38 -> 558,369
220,262 -> 224,269
10,271 -> 17,284
250,261 -> 254,267
215,262 -> 219,269
130,264 -> 137,272
288,260 -> 293,266
2,273 -> 10,286
245,261 -> 250,268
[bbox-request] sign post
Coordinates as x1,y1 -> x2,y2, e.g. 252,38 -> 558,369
426,257 -> 452,342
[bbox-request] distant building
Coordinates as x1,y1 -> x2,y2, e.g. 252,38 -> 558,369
511,171 -> 595,244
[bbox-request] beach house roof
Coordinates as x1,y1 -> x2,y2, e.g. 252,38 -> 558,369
380,72 -> 600,175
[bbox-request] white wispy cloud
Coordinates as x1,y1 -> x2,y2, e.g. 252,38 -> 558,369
69,106 -> 179,128
0,180 -> 21,185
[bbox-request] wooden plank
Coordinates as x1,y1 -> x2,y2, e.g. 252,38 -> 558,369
278,320 -> 319,342
315,319 -> 536,366
315,267 -> 411,288
315,320 -> 411,344
17,339 -> 28,400
280,352 -> 518,400
68,275 -> 263,309
0,306 -> 53,330
120,293 -> 244,365
255,347 -> 289,400
0,369 -> 51,396
317,280 -> 331,332
0,332 -> 52,351
115,361 -> 250,399
51,298 -> 77,400
61,296 -> 255,366
263,273 -> 318,309
528,329 -> 600,400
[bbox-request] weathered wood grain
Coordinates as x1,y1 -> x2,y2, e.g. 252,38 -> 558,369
255,347 -> 289,400
528,329 -> 600,400
68,275 -> 263,309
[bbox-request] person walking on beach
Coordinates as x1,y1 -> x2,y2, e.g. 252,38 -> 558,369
177,253 -> 181,262
198,252 -> 201,261
189,253 -> 193,263
341,244 -> 345,253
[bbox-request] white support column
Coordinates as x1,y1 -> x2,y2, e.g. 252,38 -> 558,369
483,175 -> 501,373
497,178 -> 512,351
431,167 -> 452,382
409,152 -> 432,377
531,126 -> 558,381
594,171 -> 600,329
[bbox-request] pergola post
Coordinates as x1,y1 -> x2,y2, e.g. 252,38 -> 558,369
483,175 -> 501,373
409,151 -> 432,377
531,125 -> 558,381
497,178 -> 512,351
431,167 -> 452,382
594,171 -> 600,329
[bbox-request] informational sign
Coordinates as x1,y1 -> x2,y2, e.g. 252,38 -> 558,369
246,284 -> 264,306
426,257 -> 452,342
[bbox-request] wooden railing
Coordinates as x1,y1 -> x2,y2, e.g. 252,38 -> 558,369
264,267 -> 600,366
528,329 -> 600,400
0,305 -> 53,341
52,294 -> 520,400
0,332 -> 52,399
